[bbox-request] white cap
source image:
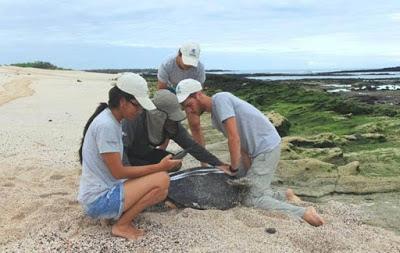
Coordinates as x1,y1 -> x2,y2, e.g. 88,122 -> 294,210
180,42 -> 200,67
176,78 -> 203,103
115,73 -> 156,110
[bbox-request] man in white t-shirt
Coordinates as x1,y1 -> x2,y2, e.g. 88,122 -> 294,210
157,42 -> 206,158
176,78 -> 325,227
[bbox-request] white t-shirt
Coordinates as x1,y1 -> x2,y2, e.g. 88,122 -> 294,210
78,108 -> 124,205
211,92 -> 281,158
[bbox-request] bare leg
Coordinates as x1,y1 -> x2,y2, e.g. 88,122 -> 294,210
286,188 -> 302,203
303,206 -> 325,227
112,172 -> 169,240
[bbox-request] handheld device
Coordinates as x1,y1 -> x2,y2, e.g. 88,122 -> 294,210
172,149 -> 188,160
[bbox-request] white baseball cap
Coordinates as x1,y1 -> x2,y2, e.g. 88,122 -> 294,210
176,78 -> 203,103
115,73 -> 156,110
180,42 -> 201,67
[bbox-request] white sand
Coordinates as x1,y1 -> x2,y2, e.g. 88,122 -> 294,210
0,66 -> 399,252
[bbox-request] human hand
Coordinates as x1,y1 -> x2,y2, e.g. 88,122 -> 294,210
200,162 -> 209,167
159,155 -> 182,172
216,164 -> 234,176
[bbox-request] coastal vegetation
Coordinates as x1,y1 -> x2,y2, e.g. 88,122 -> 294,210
10,61 -> 63,70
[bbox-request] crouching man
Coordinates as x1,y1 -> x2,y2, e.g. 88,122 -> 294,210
175,79 -> 325,227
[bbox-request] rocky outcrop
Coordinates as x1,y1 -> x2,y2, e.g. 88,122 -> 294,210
337,161 -> 360,176
335,176 -> 400,194
276,158 -> 337,197
200,109 -> 399,198
276,157 -> 400,197
275,133 -> 400,197
266,111 -> 291,136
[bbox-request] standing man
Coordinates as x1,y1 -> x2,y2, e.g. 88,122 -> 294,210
176,78 -> 325,227
157,42 -> 206,153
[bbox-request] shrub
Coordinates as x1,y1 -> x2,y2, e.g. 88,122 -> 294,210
11,61 -> 60,70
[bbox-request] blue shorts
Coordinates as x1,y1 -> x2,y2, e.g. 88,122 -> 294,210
85,182 -> 125,220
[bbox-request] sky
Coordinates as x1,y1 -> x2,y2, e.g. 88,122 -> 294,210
0,0 -> 399,71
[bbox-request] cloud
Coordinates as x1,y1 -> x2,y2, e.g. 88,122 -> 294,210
1,0 -> 400,69
389,13 -> 400,21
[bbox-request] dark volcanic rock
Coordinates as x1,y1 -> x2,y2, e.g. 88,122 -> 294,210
265,228 -> 277,234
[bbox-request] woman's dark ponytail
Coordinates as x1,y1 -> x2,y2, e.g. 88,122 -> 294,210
78,103 -> 108,164
78,86 -> 135,164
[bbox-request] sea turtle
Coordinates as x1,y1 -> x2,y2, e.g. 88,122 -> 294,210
168,167 -> 247,210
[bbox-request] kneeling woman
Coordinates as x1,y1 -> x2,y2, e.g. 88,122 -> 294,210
78,73 -> 181,240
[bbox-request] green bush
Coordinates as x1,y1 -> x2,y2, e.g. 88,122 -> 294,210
11,61 -> 61,70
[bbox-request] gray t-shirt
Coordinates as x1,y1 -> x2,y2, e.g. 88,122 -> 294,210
211,92 -> 281,158
157,56 -> 206,90
78,108 -> 124,205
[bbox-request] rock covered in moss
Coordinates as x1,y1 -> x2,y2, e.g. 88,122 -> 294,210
266,111 -> 291,137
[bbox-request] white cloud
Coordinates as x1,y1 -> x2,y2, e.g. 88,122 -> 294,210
389,13 -> 400,21
1,0 -> 400,69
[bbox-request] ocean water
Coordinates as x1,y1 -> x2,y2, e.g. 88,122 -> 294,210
247,72 -> 400,81
207,70 -> 400,81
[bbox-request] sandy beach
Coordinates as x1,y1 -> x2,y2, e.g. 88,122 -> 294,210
1,66 -> 399,252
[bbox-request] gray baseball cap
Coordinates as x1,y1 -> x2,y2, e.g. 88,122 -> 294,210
152,90 -> 186,121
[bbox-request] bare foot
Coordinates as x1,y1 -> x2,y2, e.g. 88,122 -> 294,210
286,188 -> 302,203
111,223 -> 145,240
303,206 -> 325,227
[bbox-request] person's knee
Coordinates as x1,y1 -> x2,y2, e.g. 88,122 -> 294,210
153,171 -> 170,189
151,173 -> 169,202
159,187 -> 168,201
